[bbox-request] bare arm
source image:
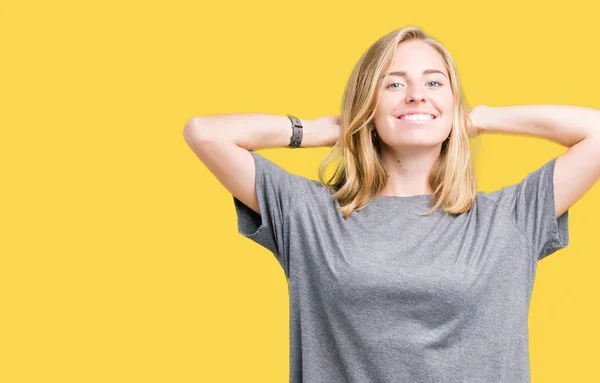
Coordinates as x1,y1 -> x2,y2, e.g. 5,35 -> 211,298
472,104 -> 600,218
183,114 -> 339,215
184,113 -> 339,151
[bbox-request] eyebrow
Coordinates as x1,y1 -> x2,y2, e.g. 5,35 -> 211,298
381,69 -> 447,79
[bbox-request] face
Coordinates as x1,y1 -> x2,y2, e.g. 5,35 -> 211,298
374,40 -> 454,149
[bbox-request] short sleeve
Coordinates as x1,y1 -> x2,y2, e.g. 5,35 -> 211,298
232,151 -> 312,276
485,157 -> 570,261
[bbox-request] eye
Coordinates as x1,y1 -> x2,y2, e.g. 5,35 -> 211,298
385,82 -> 403,89
427,80 -> 443,87
385,80 -> 443,90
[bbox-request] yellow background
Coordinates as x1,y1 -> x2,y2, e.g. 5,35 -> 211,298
2,0 -> 599,381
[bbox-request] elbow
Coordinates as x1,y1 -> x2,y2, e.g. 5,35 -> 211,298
183,117 -> 210,144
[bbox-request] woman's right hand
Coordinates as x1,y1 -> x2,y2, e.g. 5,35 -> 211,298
313,115 -> 341,147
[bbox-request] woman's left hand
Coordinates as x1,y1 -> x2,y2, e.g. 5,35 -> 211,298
467,105 -> 488,139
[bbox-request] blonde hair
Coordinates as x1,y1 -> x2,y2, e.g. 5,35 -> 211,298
317,26 -> 479,220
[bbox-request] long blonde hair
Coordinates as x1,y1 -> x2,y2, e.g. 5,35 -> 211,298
317,26 -> 479,219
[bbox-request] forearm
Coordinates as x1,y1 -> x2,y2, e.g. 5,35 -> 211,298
184,113 -> 336,151
479,104 -> 600,147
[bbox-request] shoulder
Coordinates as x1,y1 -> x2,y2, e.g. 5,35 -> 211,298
249,151 -> 336,208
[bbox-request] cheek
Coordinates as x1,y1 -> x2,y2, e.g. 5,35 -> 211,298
437,99 -> 454,117
442,93 -> 454,111
374,102 -> 396,119
377,94 -> 396,109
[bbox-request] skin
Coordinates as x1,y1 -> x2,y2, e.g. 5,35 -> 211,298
373,39 -> 455,197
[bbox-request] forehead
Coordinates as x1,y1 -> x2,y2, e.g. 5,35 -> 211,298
387,40 -> 446,75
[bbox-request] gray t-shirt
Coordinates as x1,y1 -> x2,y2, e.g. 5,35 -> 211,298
232,151 -> 569,383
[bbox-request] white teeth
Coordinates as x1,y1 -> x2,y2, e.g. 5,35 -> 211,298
400,114 -> 434,120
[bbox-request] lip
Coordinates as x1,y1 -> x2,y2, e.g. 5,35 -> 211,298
395,114 -> 438,125
396,117 -> 436,125
395,113 -> 438,119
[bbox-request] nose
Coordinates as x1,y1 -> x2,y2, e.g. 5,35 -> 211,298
405,84 -> 426,103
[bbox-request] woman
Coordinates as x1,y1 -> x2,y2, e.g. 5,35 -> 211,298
184,26 -> 599,383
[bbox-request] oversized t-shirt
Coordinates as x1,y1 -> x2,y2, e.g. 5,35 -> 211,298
232,151 -> 570,383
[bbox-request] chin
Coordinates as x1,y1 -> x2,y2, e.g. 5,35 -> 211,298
386,140 -> 447,150
391,131 -> 448,143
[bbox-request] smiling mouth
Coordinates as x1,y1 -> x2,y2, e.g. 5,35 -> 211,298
396,114 -> 438,120
396,115 -> 437,122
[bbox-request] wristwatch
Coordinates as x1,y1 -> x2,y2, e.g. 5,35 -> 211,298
286,114 -> 303,148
